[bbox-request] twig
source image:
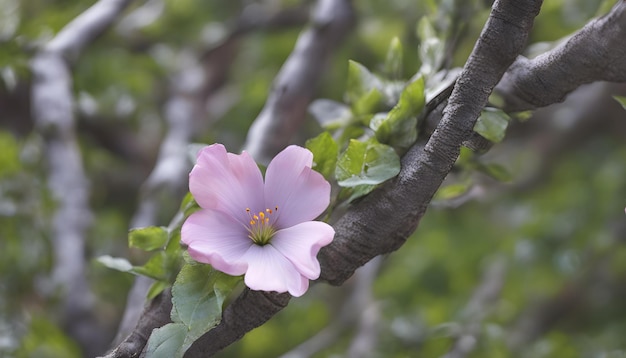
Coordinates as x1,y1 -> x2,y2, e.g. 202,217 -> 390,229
29,0 -> 134,355
242,0 -> 356,164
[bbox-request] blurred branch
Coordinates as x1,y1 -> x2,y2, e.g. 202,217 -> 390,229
443,258 -> 507,358
242,0 -> 356,164
278,257 -> 383,358
507,220 -> 626,351
183,0 -> 542,356
496,0 -> 626,112
105,5 -> 312,356
29,0 -> 134,355
100,4 -> 315,357
512,82 -> 626,191
346,257 -> 383,358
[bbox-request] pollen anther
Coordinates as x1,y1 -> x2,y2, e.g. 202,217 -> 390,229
245,206 -> 278,245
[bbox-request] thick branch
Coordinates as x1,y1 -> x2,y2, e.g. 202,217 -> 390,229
103,289 -> 173,358
243,0 -> 355,164
183,0 -> 542,355
185,290 -> 291,357
497,0 -> 626,111
320,0 -> 542,285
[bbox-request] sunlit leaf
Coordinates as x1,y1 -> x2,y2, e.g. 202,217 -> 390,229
129,226 -> 168,251
336,139 -> 400,187
371,76 -> 425,151
474,107 -> 511,143
353,88 -> 384,115
306,132 -> 339,180
346,60 -> 383,109
383,37 -> 403,79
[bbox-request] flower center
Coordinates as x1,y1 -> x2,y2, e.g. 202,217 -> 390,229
246,206 -> 278,246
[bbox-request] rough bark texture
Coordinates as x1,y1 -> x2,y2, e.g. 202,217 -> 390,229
320,0 -> 543,285
496,0 -> 626,111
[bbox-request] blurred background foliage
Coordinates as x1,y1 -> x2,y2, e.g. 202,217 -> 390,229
0,0 -> 625,357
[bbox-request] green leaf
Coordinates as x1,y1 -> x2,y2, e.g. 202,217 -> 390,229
96,255 -> 134,273
353,88 -> 384,115
305,132 -> 339,180
340,184 -> 377,203
129,226 -> 168,251
371,76 -> 425,151
473,107 -> 511,143
417,17 -> 445,76
146,280 -> 170,300
346,60 -> 382,109
144,323 -> 187,358
478,163 -> 512,182
132,252 -> 167,281
434,182 -> 472,200
180,192 -> 200,217
335,139 -> 401,187
613,95 -> 626,110
383,37 -> 403,79
171,262 -> 242,353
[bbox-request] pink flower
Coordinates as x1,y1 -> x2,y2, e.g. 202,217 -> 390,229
181,144 -> 335,297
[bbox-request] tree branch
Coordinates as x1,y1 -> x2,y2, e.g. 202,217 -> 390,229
496,0 -> 626,112
29,0 -> 134,355
182,0 -> 543,355
242,0 -> 356,164
319,0 -> 543,285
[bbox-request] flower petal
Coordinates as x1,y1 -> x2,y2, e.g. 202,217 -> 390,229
271,221 -> 334,279
181,209 -> 251,276
189,144 -> 264,224
264,146 -> 331,228
242,244 -> 309,297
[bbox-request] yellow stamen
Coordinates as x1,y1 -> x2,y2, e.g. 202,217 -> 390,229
245,206 -> 279,245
